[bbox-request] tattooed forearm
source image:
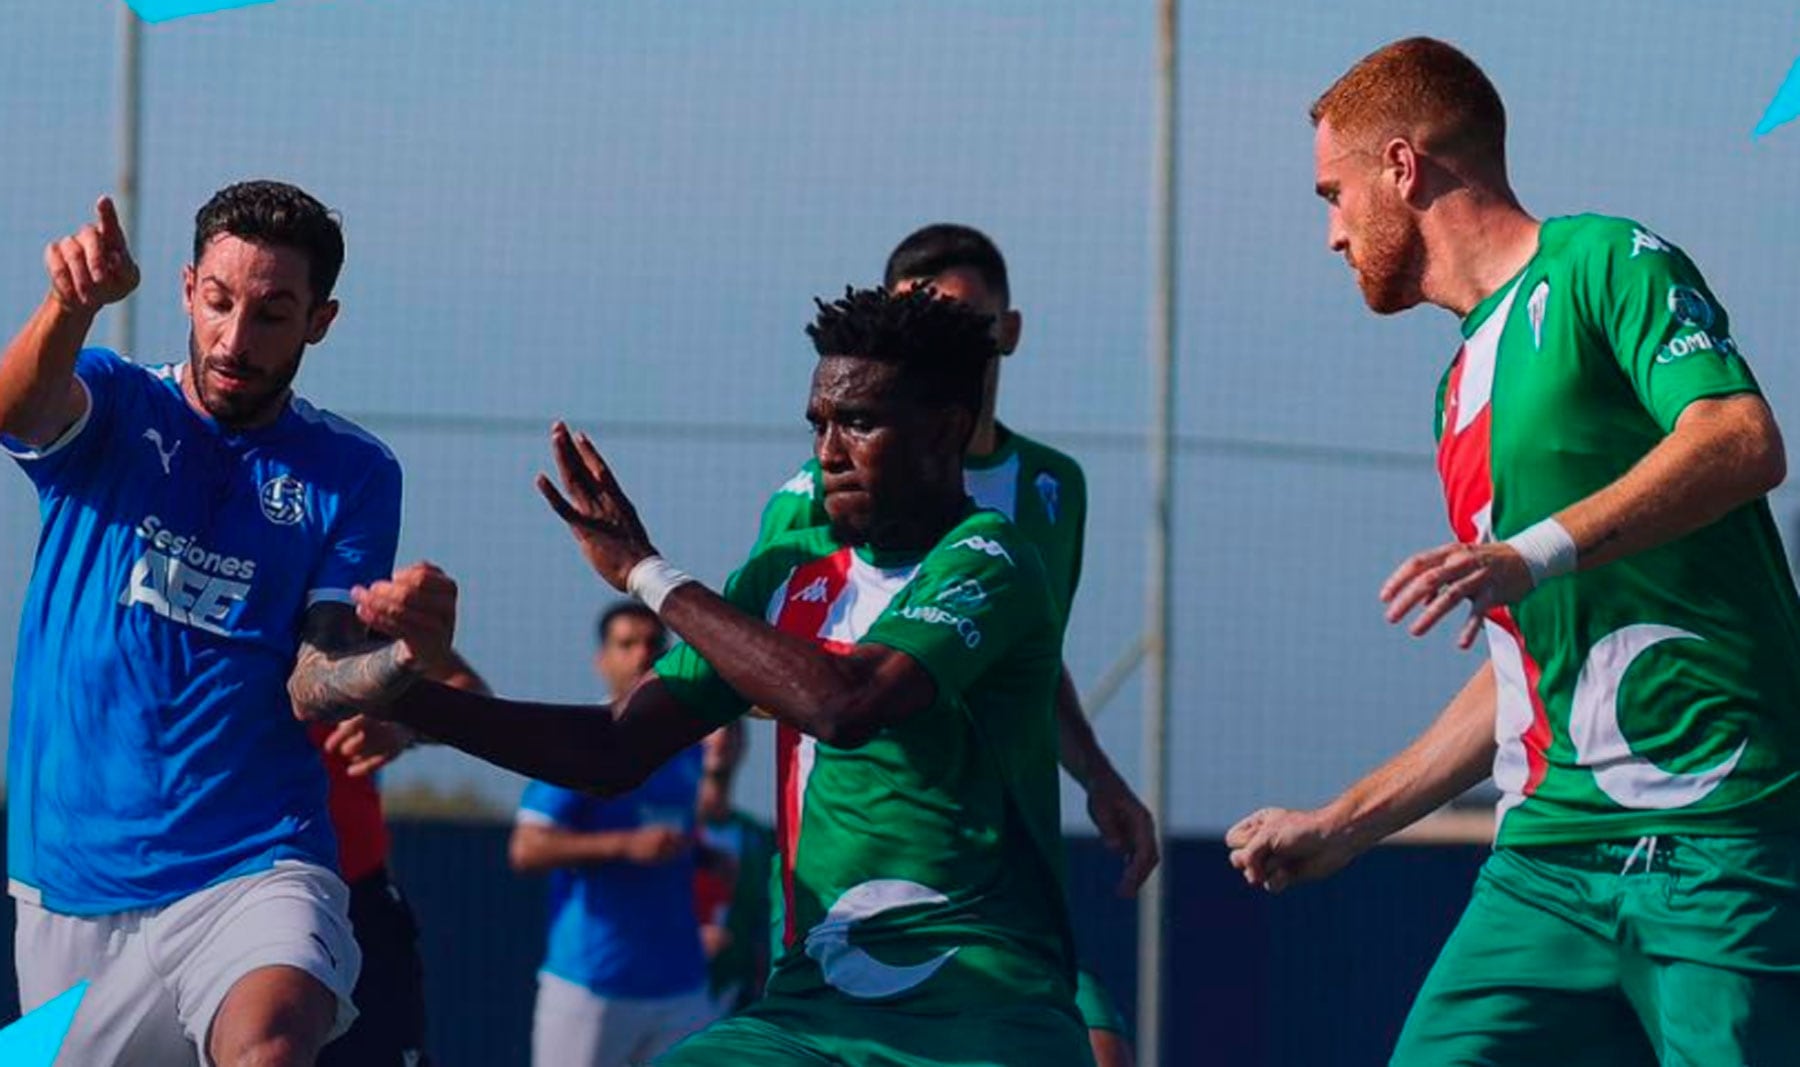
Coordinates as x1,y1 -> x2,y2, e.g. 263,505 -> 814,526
289,640 -> 418,722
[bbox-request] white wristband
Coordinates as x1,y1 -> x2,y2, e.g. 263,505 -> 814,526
1504,517 -> 1578,588
626,555 -> 695,613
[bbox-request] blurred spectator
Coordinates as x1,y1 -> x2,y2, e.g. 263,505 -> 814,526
510,602 -> 714,1067
692,721 -> 774,1016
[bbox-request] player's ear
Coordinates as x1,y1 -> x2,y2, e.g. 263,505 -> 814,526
305,298 -> 340,346
996,310 -> 1022,357
181,263 -> 196,319
1383,136 -> 1423,205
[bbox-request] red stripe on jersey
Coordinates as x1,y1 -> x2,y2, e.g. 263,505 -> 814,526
767,548 -> 854,947
1437,342 -> 1551,802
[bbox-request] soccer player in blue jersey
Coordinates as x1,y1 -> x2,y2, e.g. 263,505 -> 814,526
0,182 -> 442,1066
511,602 -> 716,1067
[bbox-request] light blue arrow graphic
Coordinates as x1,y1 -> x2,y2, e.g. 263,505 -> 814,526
0,981 -> 88,1066
124,0 -> 280,23
1754,55 -> 1800,137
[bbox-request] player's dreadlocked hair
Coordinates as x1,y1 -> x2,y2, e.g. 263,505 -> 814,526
806,285 -> 998,415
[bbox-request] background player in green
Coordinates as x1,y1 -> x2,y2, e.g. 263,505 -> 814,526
1227,38 -> 1800,1065
758,224 -> 1157,900
353,287 -> 1093,1066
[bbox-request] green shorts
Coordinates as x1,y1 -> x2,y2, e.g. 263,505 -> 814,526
1393,835 -> 1800,1066
654,994 -> 1094,1067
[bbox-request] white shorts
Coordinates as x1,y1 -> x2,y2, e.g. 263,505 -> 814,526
531,972 -> 718,1067
14,861 -> 361,1067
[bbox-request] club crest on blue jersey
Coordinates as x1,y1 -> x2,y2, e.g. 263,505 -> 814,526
259,473 -> 308,525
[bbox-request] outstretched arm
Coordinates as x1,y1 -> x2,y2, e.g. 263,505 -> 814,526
1227,662 -> 1495,893
371,671 -> 715,796
1,197 -> 138,446
287,563 -> 458,723
539,422 -> 941,749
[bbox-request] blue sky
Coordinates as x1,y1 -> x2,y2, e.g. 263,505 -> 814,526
2,1 -> 1798,831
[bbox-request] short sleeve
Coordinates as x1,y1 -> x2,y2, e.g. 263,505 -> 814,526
1579,221 -> 1759,432
653,545 -> 798,727
2,348 -> 129,491
306,455 -> 403,608
752,461 -> 827,553
518,780 -> 586,828
862,522 -> 1056,702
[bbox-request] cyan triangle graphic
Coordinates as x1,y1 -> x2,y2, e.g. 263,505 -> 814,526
1754,55 -> 1800,137
0,981 -> 87,1065
124,0 -> 279,23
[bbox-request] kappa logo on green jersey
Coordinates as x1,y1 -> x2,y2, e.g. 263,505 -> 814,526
780,469 -> 816,498
805,879 -> 958,999
1630,228 -> 1672,258
950,535 -> 1013,566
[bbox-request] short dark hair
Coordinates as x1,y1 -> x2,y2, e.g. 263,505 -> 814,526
806,286 -> 998,415
193,180 -> 346,303
597,600 -> 665,652
883,223 -> 1010,307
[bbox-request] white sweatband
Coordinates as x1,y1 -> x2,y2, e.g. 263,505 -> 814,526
1505,517 -> 1578,588
627,555 -> 695,613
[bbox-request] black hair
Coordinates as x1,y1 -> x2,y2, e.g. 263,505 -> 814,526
805,285 -> 998,415
597,600 -> 666,652
193,180 -> 345,303
883,223 -> 1010,306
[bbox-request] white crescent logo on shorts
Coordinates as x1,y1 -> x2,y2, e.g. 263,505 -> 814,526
1569,624 -> 1745,809
804,879 -> 957,999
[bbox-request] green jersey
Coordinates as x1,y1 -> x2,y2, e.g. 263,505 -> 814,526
754,424 -> 1088,618
1434,214 -> 1800,846
656,508 -> 1076,1016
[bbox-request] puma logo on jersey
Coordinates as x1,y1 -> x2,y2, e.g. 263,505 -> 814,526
791,576 -> 832,604
142,428 -> 180,474
950,536 -> 1013,566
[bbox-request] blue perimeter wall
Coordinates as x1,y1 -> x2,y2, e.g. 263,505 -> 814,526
0,823 -> 1487,1066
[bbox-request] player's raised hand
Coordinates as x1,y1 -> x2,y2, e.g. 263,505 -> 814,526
323,715 -> 416,777
44,196 -> 140,314
1086,769 -> 1161,897
1379,541 -> 1534,649
536,421 -> 658,590
1225,806 -> 1363,894
351,562 -> 459,676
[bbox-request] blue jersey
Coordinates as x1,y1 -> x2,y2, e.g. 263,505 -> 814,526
518,746 -> 707,999
2,349 -> 402,915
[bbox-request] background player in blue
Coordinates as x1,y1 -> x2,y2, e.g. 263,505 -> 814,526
511,602 -> 715,1067
0,182 -> 439,1066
